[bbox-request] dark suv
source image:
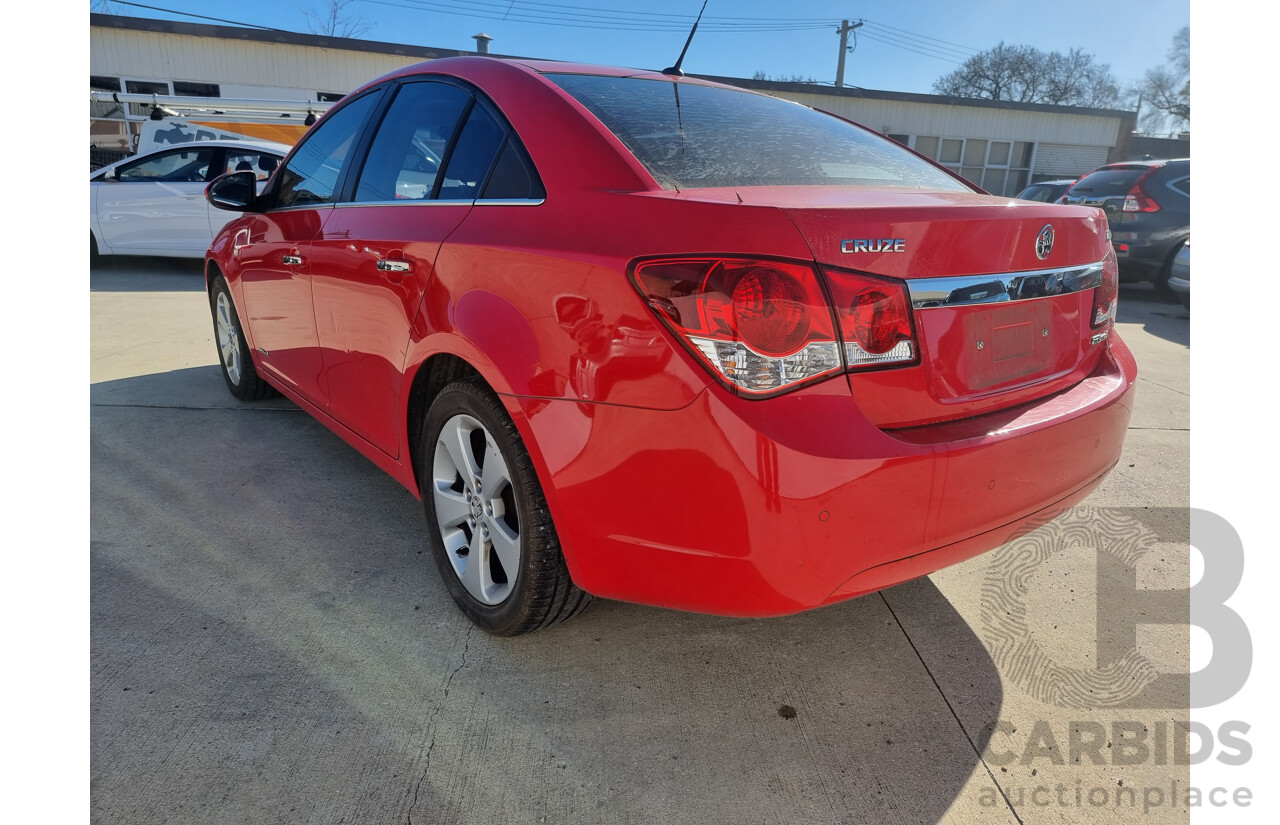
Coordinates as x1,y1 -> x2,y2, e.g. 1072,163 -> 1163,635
1059,159 -> 1189,295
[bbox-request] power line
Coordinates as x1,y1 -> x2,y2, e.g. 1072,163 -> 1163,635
362,0 -> 838,32
862,18 -> 979,55
102,1 -> 291,31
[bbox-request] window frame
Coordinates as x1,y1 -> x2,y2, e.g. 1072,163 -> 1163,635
332,75 -> 545,209
261,84 -> 391,212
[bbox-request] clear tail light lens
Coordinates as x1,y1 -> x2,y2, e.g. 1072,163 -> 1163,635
631,257 -> 842,395
821,268 -> 918,369
1092,253 -> 1119,328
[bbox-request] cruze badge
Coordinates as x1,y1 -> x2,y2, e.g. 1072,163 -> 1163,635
1035,224 -> 1055,260
841,238 -> 906,253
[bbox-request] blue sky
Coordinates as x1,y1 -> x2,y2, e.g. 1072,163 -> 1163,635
92,0 -> 1189,99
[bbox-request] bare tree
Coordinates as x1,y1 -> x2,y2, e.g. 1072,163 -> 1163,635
933,43 -> 1120,107
303,0 -> 373,39
1129,27 -> 1189,133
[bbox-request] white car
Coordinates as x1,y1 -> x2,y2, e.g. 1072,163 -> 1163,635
90,139 -> 290,259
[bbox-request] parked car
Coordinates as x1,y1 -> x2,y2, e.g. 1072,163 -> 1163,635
90,139 -> 289,260
1058,159 -> 1189,296
203,58 -> 1136,635
1014,179 -> 1075,203
1168,238 -> 1189,309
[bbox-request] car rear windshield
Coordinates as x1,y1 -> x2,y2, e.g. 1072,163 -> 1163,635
1067,167 -> 1150,197
548,74 -> 970,192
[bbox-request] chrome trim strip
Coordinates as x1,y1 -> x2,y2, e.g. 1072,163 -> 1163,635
331,198 -> 546,209
906,261 -> 1106,309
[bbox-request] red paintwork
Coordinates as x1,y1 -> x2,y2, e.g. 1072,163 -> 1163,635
206,57 -> 1137,618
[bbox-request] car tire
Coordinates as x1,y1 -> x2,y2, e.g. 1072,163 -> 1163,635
420,380 -> 592,635
1154,241 -> 1186,303
210,276 -> 277,401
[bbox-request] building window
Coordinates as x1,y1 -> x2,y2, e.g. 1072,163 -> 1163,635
91,75 -> 124,120
317,91 -> 345,102
174,81 -> 220,97
124,79 -> 171,117
909,135 -> 1034,197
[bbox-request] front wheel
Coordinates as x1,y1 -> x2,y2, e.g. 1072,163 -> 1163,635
420,380 -> 591,635
210,276 -> 276,401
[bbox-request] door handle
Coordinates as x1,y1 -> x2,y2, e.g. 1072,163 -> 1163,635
376,259 -> 412,273
282,254 -> 304,266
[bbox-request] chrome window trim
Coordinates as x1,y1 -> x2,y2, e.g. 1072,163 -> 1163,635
330,197 -> 545,208
906,261 -> 1106,309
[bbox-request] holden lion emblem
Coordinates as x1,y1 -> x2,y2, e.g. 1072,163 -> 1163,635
1035,224 -> 1055,260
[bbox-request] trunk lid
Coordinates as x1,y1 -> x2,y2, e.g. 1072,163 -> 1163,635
772,188 -> 1113,427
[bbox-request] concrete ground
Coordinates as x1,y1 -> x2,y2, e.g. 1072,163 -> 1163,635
91,259 -> 1190,825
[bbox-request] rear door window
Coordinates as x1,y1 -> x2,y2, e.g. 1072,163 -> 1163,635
437,105 -> 506,200
354,81 -> 471,202
549,74 -> 969,192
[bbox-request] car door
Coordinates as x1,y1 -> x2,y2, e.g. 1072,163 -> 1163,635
309,80 -> 511,456
96,146 -> 218,254
234,91 -> 384,406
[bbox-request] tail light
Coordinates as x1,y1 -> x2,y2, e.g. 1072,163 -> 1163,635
631,258 -> 842,395
1092,253 -> 1119,328
1122,167 -> 1163,213
631,257 -> 918,396
821,269 -> 917,368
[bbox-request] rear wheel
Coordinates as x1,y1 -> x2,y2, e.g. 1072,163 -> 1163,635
210,276 -> 277,400
420,380 -> 591,635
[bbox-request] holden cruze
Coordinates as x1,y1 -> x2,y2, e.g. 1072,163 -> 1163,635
203,57 -> 1136,635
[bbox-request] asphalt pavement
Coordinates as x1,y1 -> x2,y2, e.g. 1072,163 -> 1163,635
91,258 -> 1190,825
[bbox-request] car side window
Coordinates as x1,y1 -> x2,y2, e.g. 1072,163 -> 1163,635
275,92 -> 380,208
224,150 -> 281,181
354,82 -> 471,202
480,138 -> 545,200
437,105 -> 505,201
116,148 -> 217,183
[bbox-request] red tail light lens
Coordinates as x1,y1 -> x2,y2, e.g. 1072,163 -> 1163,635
631,257 -> 842,395
821,269 -> 918,368
1122,167 -> 1162,213
1092,253 -> 1119,328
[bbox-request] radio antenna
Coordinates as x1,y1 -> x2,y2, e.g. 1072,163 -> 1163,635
662,0 -> 709,77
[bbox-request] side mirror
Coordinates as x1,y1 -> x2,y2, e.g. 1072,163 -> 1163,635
206,170 -> 259,212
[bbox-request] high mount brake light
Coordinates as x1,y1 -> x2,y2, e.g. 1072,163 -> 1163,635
631,258 -> 918,396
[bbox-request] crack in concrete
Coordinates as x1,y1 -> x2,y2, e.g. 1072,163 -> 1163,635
1137,376 -> 1189,397
407,624 -> 475,825
879,593 -> 1025,825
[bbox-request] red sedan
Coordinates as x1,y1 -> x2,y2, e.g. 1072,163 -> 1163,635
203,57 -> 1135,635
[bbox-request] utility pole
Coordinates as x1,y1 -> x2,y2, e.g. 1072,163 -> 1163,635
835,19 -> 864,88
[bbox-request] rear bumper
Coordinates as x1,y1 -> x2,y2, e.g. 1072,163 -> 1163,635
512,332 -> 1137,617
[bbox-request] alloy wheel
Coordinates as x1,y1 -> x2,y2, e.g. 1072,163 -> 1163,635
431,413 -> 521,605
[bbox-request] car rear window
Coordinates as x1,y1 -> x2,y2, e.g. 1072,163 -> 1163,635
548,74 -> 969,192
1067,167 -> 1150,197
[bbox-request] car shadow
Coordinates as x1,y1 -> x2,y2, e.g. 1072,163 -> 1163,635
91,365 -> 1011,825
91,258 -> 207,292
1117,283 -> 1189,347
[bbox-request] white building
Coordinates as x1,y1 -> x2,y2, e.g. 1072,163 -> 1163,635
90,13 -> 1138,196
